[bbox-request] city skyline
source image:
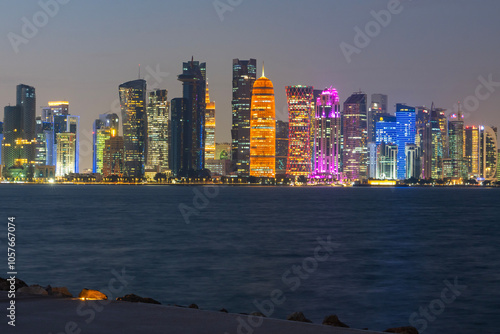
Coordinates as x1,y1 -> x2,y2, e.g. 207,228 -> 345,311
2,1 -> 500,170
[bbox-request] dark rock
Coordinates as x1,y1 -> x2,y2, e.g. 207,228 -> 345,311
384,326 -> 419,334
0,277 -> 28,291
188,303 -> 199,309
219,308 -> 228,313
17,285 -> 48,296
322,314 -> 349,328
116,294 -> 161,305
286,312 -> 312,323
250,312 -> 266,317
50,287 -> 73,298
78,288 -> 107,300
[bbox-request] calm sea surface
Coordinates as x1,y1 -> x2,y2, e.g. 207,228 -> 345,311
1,185 -> 499,333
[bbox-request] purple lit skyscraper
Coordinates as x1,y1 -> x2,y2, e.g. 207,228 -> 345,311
312,87 -> 342,181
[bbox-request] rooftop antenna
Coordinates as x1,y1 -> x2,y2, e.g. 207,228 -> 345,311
262,61 -> 265,77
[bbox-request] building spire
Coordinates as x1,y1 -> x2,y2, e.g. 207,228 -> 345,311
262,61 -> 265,78
138,64 -> 141,79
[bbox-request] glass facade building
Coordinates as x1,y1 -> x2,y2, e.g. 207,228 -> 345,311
312,87 -> 342,180
147,89 -> 170,171
396,104 -> 416,180
375,115 -> 397,145
119,79 -> 147,178
342,93 -> 368,181
103,136 -> 125,177
56,132 -> 76,177
93,113 -> 119,173
175,59 -> 207,177
368,93 -> 388,143
286,85 -> 313,177
448,111 -> 465,178
231,59 -> 257,176
275,120 -> 289,176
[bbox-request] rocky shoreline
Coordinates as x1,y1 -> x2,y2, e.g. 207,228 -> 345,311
0,277 -> 418,334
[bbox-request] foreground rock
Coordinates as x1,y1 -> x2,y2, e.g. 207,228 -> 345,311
250,311 -> 266,317
116,294 -> 161,305
46,285 -> 73,298
0,277 -> 28,291
384,326 -> 419,334
78,288 -> 107,300
188,303 -> 199,309
17,285 -> 49,296
287,311 -> 312,323
323,314 -> 349,328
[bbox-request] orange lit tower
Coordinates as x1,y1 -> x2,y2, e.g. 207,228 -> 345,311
250,64 -> 276,178
205,82 -> 216,162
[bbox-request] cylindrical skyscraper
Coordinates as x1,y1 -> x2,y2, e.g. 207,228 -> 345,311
250,64 -> 276,178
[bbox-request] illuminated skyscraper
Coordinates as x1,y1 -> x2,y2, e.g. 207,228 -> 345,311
93,113 -> 119,173
2,106 -> 22,176
94,127 -> 116,174
47,101 -> 69,118
147,89 -> 170,171
415,106 -> 432,179
286,86 -> 313,177
343,92 -> 367,181
429,107 -> 444,179
448,109 -> 465,178
120,79 -> 147,178
313,87 -> 342,180
311,89 -> 323,168
479,126 -> 498,180
35,116 -> 54,166
232,59 -> 257,176
375,114 -> 397,145
250,64 -> 275,178
396,103 -> 416,180
465,126 -> 480,178
368,94 -> 388,143
0,122 -> 3,166
53,114 -> 79,173
2,85 -> 37,179
56,132 -> 76,177
17,84 -> 37,165
376,142 -> 398,180
405,144 -> 420,179
205,83 -> 216,163
175,59 -> 207,176
275,120 -> 289,176
103,136 -> 125,177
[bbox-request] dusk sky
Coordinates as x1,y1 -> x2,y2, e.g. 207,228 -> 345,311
2,0 -> 500,170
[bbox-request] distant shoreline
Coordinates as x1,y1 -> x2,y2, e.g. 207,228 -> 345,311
0,182 -> 498,188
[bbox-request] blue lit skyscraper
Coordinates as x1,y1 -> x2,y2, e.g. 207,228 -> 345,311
396,104 -> 416,179
375,114 -> 397,145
